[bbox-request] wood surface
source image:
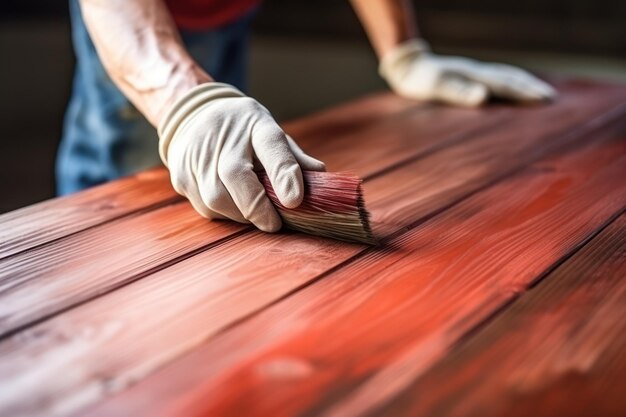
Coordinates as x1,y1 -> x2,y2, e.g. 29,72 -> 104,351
0,77 -> 625,417
86,116 -> 626,417
0,168 -> 177,260
378,212 -> 626,417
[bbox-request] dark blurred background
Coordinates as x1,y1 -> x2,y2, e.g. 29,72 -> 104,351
1,0 -> 625,212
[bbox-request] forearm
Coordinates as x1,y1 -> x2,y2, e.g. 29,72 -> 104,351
349,0 -> 418,58
79,0 -> 212,126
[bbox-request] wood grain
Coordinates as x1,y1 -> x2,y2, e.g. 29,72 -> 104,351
363,85 -> 626,228
379,213 -> 626,417
283,92 -> 420,143
0,168 -> 177,260
84,120 -> 626,417
0,202 -> 247,338
0,233 -> 366,417
293,99 -> 509,177
0,80 -> 622,343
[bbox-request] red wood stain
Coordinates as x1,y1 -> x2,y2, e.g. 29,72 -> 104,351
84,91 -> 626,417
381,214 -> 626,417
0,78 -> 625,417
163,132 -> 626,417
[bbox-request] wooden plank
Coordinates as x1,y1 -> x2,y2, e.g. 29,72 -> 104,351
0,82 -> 625,417
0,168 -> 177,259
0,86 -> 522,338
0,81 -> 620,416
379,213 -> 626,417
292,95 -> 509,176
83,120 -> 626,417
0,93 -> 418,261
282,91 -> 420,143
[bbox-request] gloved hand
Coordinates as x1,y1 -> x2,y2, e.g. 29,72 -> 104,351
158,83 -> 326,232
379,39 -> 556,107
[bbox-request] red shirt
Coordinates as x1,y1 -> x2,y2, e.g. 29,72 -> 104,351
165,0 -> 261,30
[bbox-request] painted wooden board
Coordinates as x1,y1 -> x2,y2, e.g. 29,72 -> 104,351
0,80 -> 622,344
377,213 -> 626,417
84,119 -> 626,417
0,78 -> 624,417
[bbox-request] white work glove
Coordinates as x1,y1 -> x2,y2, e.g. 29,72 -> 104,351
158,83 -> 326,232
380,39 -> 556,107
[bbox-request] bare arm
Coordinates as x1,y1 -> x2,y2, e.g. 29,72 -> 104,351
79,0 -> 212,126
349,0 -> 418,59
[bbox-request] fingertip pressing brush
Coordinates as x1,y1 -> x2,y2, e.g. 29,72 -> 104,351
258,171 -> 376,245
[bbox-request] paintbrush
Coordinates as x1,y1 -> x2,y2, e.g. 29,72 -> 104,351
258,171 -> 376,245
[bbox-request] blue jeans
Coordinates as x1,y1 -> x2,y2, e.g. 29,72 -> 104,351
57,0 -> 254,195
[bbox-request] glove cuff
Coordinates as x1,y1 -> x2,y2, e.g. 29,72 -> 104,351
157,82 -> 246,166
379,38 -> 431,82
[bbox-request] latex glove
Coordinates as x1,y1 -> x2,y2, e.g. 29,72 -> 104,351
158,83 -> 326,232
379,39 -> 556,107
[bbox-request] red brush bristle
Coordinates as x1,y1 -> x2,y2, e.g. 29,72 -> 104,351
258,171 -> 375,245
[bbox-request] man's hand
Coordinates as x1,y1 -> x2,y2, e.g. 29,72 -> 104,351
158,83 -> 326,232
380,39 -> 556,107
